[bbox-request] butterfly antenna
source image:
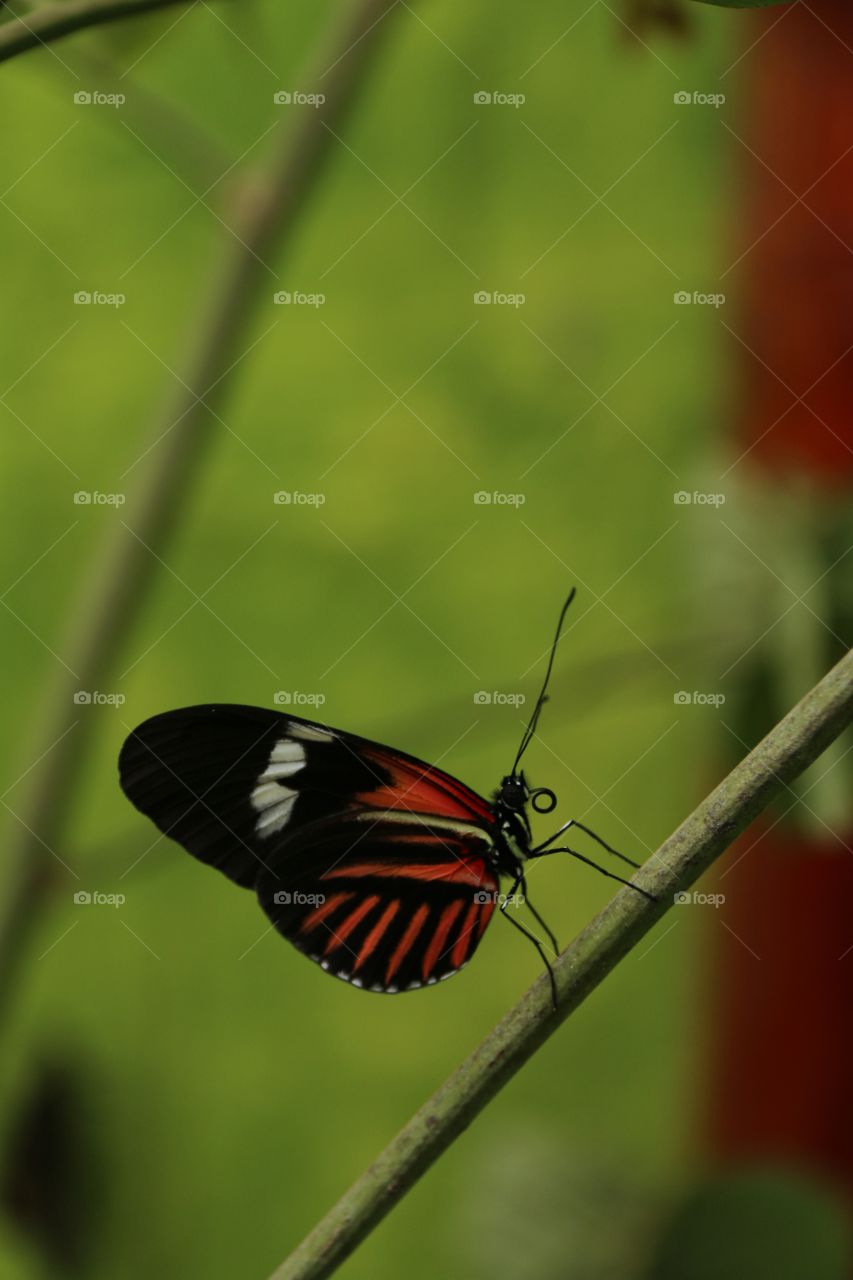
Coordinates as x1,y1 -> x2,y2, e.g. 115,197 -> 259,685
512,587 -> 577,776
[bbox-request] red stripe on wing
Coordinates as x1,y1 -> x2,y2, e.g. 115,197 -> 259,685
385,904 -> 430,985
324,895 -> 380,956
358,749 -> 493,824
298,891 -> 354,935
354,899 -> 400,972
323,860 -> 487,887
451,900 -> 482,969
422,900 -> 465,981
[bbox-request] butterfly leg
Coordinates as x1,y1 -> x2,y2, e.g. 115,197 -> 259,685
499,872 -> 559,1010
569,820 -> 642,870
545,845 -> 657,903
517,871 -> 559,956
532,818 -> 641,870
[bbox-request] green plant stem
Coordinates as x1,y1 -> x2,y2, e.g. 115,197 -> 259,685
0,0 -> 201,64
269,646 -> 853,1280
0,0 -> 403,1024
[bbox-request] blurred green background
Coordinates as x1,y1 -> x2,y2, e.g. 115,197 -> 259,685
1,2 -> 847,1277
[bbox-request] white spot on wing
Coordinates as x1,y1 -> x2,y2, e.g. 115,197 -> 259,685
270,740 -> 305,765
251,736 -> 307,837
251,780 -> 294,808
260,760 -> 304,781
289,723 -> 334,743
253,790 -> 297,835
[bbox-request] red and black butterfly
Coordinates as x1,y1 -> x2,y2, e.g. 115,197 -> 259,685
118,590 -> 650,1003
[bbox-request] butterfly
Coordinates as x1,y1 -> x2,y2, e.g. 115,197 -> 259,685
118,589 -> 650,1004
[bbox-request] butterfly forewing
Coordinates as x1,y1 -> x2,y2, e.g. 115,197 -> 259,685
118,704 -> 501,992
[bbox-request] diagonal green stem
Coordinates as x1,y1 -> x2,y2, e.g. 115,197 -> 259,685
269,646 -> 853,1280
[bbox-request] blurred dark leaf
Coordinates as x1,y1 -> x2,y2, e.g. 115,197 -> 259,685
645,1168 -> 851,1280
621,0 -> 692,40
1,1056 -> 97,1275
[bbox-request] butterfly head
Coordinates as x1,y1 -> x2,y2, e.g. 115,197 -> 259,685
498,772 -> 529,811
498,772 -> 558,814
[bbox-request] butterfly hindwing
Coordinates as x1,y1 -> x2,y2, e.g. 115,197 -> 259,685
258,814 -> 499,991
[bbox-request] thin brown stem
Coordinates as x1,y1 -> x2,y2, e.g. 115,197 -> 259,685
0,0 -> 404,1024
0,0 -> 202,64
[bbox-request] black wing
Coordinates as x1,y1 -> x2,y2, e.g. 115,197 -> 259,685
118,704 -> 495,887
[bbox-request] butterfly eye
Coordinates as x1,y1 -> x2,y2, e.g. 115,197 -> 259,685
530,787 -> 557,814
